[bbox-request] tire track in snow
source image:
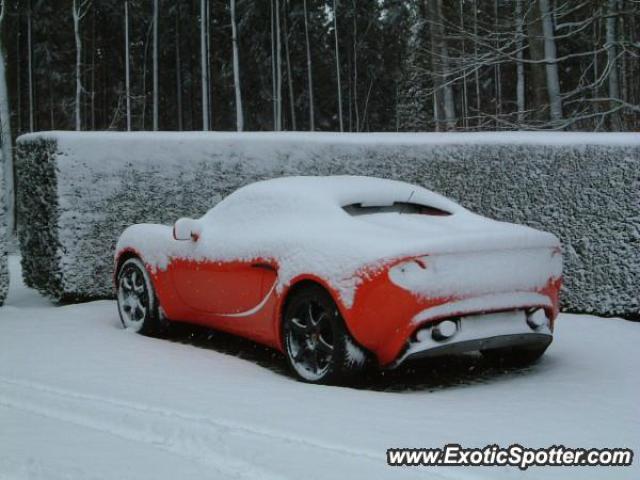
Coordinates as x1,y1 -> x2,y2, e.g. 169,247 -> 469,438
0,376 -> 380,460
0,377 -> 397,473
0,376 -> 480,480
0,381 -> 283,480
0,376 -> 478,480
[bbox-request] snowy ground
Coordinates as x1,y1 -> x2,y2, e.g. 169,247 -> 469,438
0,255 -> 638,480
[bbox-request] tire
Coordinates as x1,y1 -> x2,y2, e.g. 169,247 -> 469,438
116,257 -> 164,336
282,285 -> 367,385
481,343 -> 549,367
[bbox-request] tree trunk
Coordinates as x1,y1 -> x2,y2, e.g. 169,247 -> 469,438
73,0 -> 83,131
152,0 -> 159,131
27,0 -> 34,132
515,0 -> 525,124
175,2 -> 183,131
0,1 -> 14,234
275,0 -> 283,130
270,0 -> 277,129
538,0 -> 563,123
90,10 -> 96,129
606,0 -> 621,129
427,0 -> 456,130
618,0 -> 627,105
48,52 -> 54,129
125,0 -> 132,131
200,0 -> 210,130
302,0 -> 315,130
428,0 -> 444,131
230,0 -> 244,131
352,0 -> 359,132
16,12 -> 21,134
493,0 -> 501,122
333,0 -> 344,132
473,0 -> 481,127
206,0 -> 212,127
459,0 -> 468,129
140,21 -> 151,129
526,4 -> 548,122
283,0 -> 296,131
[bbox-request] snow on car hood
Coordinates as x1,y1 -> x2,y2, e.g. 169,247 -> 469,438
117,176 -> 561,307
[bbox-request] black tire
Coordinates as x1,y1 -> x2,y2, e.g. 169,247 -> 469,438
481,343 -> 549,367
282,285 -> 367,384
116,257 -> 165,336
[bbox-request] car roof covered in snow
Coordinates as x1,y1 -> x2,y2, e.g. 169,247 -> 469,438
204,176 -> 465,222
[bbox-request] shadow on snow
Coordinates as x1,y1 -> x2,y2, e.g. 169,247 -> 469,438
160,322 -> 543,393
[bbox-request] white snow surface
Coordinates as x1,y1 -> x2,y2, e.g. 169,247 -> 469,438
117,176 -> 560,307
1,256 -> 638,480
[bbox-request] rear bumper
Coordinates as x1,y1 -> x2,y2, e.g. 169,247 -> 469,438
390,309 -> 552,368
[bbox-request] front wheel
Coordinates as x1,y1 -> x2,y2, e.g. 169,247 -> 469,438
282,285 -> 367,385
116,257 -> 163,336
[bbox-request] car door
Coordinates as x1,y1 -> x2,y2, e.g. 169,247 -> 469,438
170,257 -> 268,315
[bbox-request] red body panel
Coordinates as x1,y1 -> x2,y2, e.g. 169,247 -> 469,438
115,248 -> 562,367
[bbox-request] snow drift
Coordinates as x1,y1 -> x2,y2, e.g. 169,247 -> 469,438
0,149 -> 7,306
15,131 -> 640,318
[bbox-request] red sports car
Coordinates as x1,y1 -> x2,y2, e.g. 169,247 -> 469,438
115,176 -> 562,384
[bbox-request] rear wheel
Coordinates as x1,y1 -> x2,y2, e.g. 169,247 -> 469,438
116,257 -> 163,336
282,285 -> 367,384
481,343 -> 549,367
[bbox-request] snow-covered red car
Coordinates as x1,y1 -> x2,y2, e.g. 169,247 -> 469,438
115,176 -> 562,384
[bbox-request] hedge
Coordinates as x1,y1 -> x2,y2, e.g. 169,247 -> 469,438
15,131 -> 640,318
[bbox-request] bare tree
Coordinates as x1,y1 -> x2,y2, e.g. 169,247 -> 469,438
270,0 -> 276,129
152,0 -> 159,131
200,0 -> 210,130
538,0 -> 563,123
275,0 -> 282,130
175,1 -> 183,131
124,0 -> 132,131
352,0 -> 359,132
458,0 -> 468,128
515,0 -> 525,124
493,0 -> 502,121
230,0 -> 243,131
426,0 -> 456,130
302,0 -> 315,130
72,0 -> 92,131
605,0 -> 621,128
27,0 -> 34,132
0,0 -> 14,233
333,0 -> 344,132
283,0 -> 296,130
526,2 -> 548,121
15,8 -> 20,133
473,0 -> 481,127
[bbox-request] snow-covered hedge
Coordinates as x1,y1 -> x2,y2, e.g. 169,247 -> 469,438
15,131 -> 640,318
0,150 -> 7,306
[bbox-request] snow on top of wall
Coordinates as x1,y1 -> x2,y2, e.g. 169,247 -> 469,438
18,130 -> 640,147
